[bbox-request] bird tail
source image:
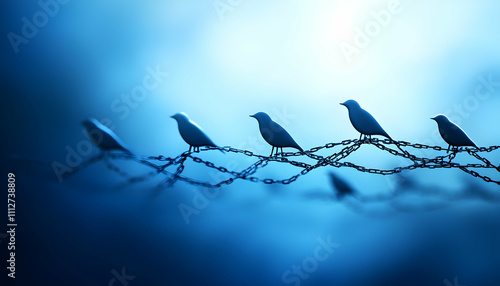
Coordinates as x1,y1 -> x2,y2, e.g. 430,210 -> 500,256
389,139 -> 411,158
295,145 -> 304,153
384,135 -> 411,158
395,144 -> 408,156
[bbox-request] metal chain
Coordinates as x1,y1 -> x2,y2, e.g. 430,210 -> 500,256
76,140 -> 500,187
459,166 -> 500,185
468,150 -> 500,170
102,156 -> 131,178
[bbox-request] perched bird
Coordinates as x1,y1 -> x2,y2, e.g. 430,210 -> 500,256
340,99 -> 407,154
340,99 -> 393,140
171,112 -> 223,153
82,118 -> 132,155
250,112 -> 304,156
431,114 -> 478,152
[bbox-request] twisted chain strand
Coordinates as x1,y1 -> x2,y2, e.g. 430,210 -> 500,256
84,140 -> 500,187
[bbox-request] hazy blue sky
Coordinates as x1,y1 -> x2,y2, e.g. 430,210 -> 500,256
2,1 -> 500,285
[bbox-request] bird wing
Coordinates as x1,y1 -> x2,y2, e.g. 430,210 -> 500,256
441,122 -> 477,147
351,108 -> 391,138
181,120 -> 218,147
268,121 -> 303,151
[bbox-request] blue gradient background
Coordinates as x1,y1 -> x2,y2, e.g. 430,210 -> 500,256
2,0 -> 500,285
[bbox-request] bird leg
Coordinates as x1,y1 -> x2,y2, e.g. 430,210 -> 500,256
270,147 -> 275,157
188,146 -> 193,153
359,133 -> 363,142
280,147 -> 284,156
448,146 -> 458,162
446,145 -> 451,153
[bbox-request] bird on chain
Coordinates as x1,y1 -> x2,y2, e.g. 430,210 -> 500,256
250,112 -> 303,156
82,118 -> 132,155
171,112 -> 224,153
431,114 -> 478,153
340,99 -> 408,155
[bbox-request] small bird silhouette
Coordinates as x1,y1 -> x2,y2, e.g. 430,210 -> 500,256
431,114 -> 478,152
340,100 -> 392,140
82,118 -> 132,154
171,112 -> 223,153
250,112 -> 304,156
328,172 -> 356,200
340,99 -> 407,154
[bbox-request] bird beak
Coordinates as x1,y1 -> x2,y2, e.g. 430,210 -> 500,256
430,117 -> 436,120
170,115 -> 174,118
249,115 -> 255,118
339,103 -> 345,106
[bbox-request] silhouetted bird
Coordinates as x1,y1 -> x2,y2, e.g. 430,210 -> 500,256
328,172 -> 356,200
250,112 -> 304,156
340,99 -> 408,154
431,114 -> 478,152
171,112 -> 223,153
340,100 -> 393,140
82,118 -> 132,155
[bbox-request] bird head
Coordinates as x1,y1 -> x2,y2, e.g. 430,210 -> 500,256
249,112 -> 271,123
430,114 -> 450,124
170,112 -> 190,123
340,99 -> 360,110
81,118 -> 99,130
